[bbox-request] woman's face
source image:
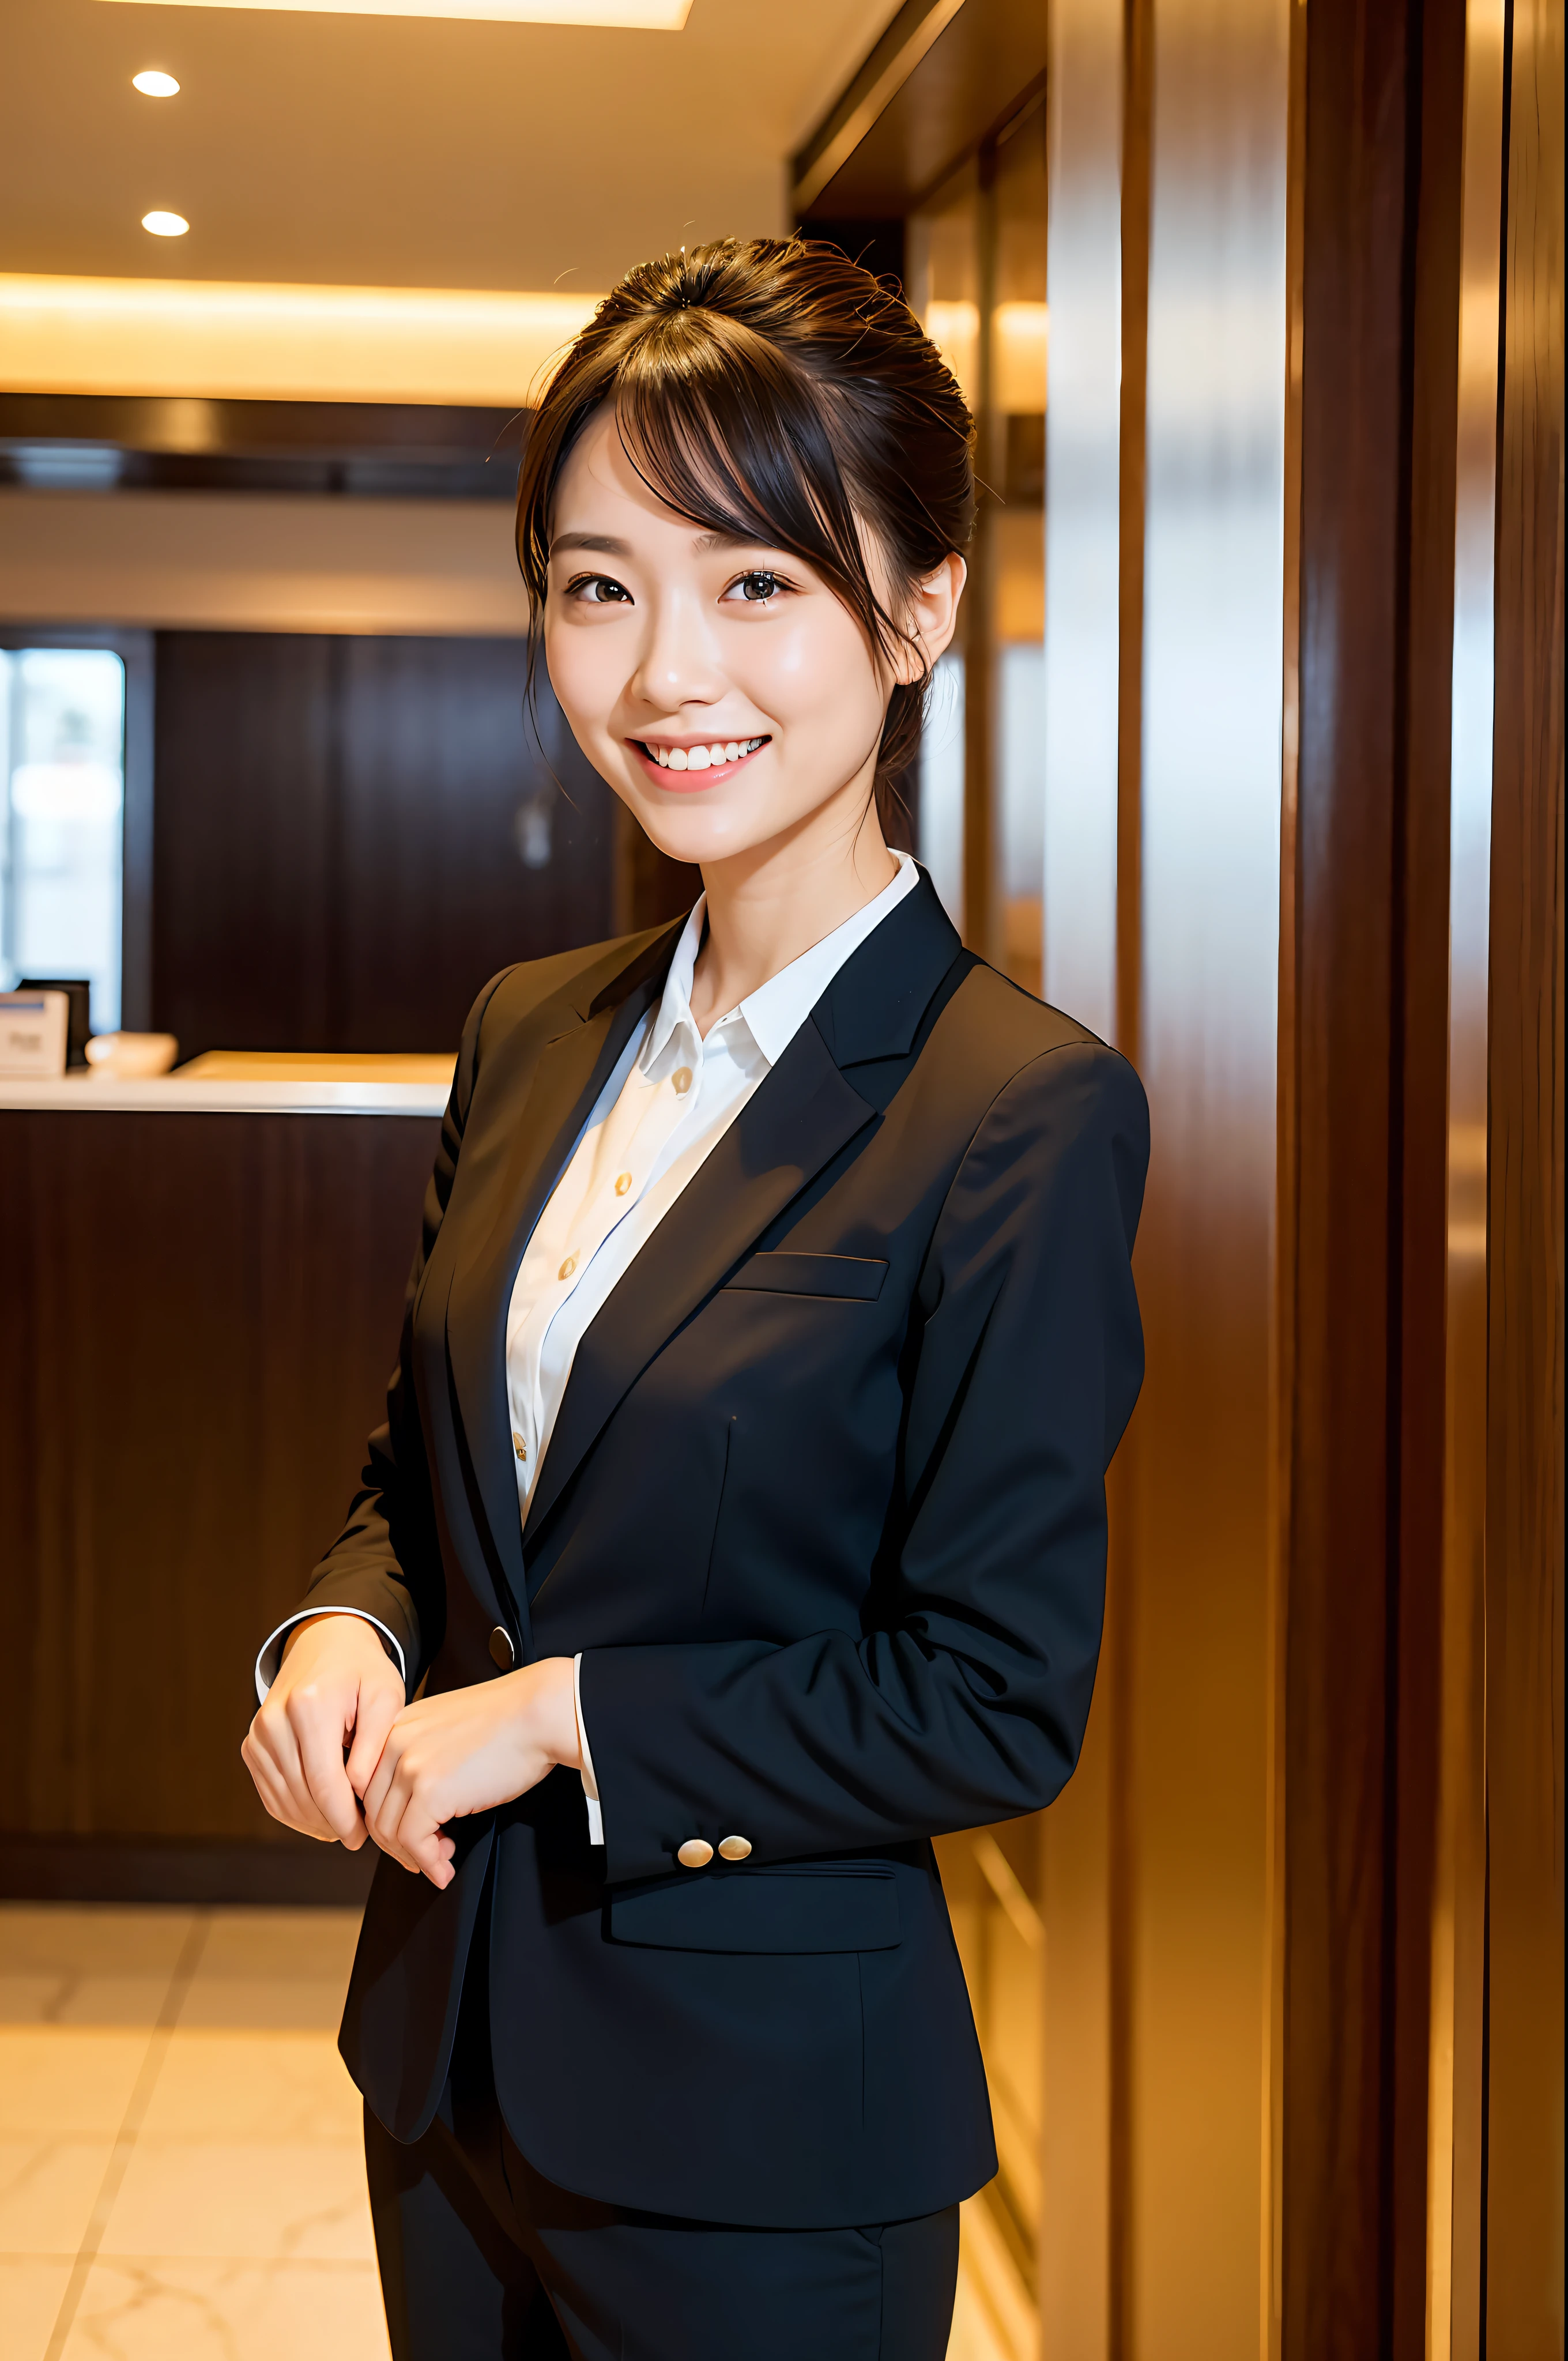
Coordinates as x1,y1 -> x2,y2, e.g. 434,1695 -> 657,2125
542,407 -> 962,872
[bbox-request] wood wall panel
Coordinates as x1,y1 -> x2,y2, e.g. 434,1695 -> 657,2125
152,632 -> 621,1060
0,1109 -> 438,1864
1484,0 -> 1566,2339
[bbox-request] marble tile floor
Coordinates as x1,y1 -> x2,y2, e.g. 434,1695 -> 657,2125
1,1901 -> 1006,2361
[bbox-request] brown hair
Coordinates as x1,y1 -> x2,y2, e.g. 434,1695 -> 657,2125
514,236 -> 974,827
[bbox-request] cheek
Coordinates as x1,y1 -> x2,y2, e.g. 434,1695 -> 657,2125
749,609 -> 884,738
542,619 -> 619,741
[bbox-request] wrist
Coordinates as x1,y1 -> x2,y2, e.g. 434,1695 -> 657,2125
525,1655 -> 582,1771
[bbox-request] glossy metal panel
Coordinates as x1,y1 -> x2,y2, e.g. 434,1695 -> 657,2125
1040,0 -> 1122,1045
1130,0 -> 1290,2349
1428,7 -> 1505,2351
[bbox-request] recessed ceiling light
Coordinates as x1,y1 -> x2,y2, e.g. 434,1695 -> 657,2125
131,69 -> 180,95
101,1 -> 689,24
141,211 -> 190,237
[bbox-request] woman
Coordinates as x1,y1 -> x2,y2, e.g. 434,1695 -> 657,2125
243,236 -> 1148,2361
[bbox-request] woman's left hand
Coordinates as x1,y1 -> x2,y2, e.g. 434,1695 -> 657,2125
358,1657 -> 581,1888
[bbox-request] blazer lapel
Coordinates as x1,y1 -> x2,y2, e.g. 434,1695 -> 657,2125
446,926 -> 682,1614
521,1015 -> 875,1550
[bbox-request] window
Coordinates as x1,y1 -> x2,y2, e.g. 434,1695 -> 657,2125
0,645 -> 128,1031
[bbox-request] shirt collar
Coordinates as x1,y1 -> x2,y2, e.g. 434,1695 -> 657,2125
638,850 -> 920,1079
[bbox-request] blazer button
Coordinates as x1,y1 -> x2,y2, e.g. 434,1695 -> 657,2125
488,1625 -> 515,1670
677,1839 -> 714,1868
717,1835 -> 752,1861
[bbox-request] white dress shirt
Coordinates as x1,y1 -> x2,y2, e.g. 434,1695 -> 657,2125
256,851 -> 921,1849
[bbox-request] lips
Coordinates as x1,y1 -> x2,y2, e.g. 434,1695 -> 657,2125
631,735 -> 770,788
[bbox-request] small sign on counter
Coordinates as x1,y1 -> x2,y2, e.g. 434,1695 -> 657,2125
0,990 -> 70,1076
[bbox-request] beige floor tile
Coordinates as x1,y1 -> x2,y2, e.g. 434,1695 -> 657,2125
99,2139 -> 376,2262
0,1903 -> 195,2030
175,1909 -> 362,2032
60,2258 -> 391,2361
0,2137 -> 112,2254
138,2031 -> 364,2144
0,2029 -> 153,2137
0,2256 -> 76,2361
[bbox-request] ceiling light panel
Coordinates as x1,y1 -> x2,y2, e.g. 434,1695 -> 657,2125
99,1 -> 691,25
141,212 -> 190,236
131,69 -> 182,94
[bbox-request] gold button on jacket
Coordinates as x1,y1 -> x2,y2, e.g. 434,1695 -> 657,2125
717,1835 -> 752,1861
676,1838 -> 714,1868
487,1625 -> 515,1670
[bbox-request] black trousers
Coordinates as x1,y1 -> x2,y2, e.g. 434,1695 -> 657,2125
363,1902 -> 959,2361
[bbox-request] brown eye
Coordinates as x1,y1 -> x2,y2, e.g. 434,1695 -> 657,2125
740,571 -> 778,601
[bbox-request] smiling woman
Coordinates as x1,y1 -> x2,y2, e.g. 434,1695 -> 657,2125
241,235 -> 1149,2361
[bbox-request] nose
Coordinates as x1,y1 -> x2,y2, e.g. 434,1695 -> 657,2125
629,583 -> 725,714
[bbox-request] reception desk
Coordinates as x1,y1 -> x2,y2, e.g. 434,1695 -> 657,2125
0,1054 -> 450,1903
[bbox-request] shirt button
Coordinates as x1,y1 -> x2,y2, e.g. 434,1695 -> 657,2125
615,1172 -> 632,1196
717,1835 -> 752,1861
559,1255 -> 577,1281
677,1839 -> 714,1869
672,1067 -> 693,1096
512,1431 -> 527,1462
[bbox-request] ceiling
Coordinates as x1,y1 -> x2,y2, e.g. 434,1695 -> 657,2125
0,0 -> 903,294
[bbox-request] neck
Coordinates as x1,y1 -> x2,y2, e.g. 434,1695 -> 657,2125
687,769 -> 899,1035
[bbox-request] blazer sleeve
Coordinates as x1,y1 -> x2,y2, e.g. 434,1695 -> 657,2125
259,970 -> 511,1698
579,1036 -> 1149,1884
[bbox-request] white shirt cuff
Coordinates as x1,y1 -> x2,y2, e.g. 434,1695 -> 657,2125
254,1608 -> 408,1705
573,1652 -> 603,1846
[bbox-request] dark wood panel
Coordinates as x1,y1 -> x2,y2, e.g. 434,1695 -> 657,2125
153,633 -> 338,1057
1484,0 -> 1565,2340
333,638 -> 616,1050
1283,0 -> 1467,2346
151,632 -> 624,1059
0,1109 -> 438,1855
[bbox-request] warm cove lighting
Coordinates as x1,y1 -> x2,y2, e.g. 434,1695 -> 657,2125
131,69 -> 181,94
0,274 -> 603,405
99,0 -> 691,25
141,211 -> 190,237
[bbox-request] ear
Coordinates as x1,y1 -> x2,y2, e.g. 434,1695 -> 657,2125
888,552 -> 967,684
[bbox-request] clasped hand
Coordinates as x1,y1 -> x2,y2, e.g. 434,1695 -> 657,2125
241,1617 -> 580,1890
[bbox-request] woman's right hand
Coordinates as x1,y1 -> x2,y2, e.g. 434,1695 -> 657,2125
242,1614 -> 406,1849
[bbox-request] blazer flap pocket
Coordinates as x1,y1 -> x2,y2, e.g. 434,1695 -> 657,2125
725,1251 -> 888,1301
606,1861 -> 901,1953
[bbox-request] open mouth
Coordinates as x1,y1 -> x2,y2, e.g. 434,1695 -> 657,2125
631,735 -> 769,787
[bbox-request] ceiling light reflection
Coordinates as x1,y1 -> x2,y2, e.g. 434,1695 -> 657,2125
131,69 -> 181,95
141,212 -> 190,237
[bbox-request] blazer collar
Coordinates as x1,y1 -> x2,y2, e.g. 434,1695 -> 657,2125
519,869 -> 964,1559
445,914 -> 687,1628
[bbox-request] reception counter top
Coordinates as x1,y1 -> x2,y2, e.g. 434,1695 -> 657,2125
0,1049 -> 455,1117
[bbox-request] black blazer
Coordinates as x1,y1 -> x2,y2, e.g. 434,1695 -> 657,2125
288,873 -> 1148,2228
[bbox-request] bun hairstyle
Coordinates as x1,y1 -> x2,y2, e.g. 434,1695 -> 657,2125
515,236 -> 975,827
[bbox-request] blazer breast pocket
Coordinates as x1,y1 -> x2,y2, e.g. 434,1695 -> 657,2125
723,1251 -> 888,1302
605,1860 -> 901,1953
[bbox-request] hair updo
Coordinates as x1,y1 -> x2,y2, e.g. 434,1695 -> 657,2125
515,236 -> 975,824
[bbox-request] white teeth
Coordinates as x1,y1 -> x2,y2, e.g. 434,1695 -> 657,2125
707,744 -> 726,764
685,746 -> 710,770
667,747 -> 688,771
724,742 -> 740,762
652,745 -> 669,766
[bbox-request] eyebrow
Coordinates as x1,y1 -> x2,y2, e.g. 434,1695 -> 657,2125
551,532 -> 633,558
550,527 -> 775,561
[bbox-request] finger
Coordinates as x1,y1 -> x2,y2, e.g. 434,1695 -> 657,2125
242,1726 -> 337,1842
287,1695 -> 363,1846
244,1710 -> 337,1840
393,1793 -> 455,1888
363,1749 -> 423,1875
345,1675 -> 404,1798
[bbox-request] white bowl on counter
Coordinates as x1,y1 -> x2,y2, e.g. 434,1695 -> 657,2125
85,1032 -> 180,1077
